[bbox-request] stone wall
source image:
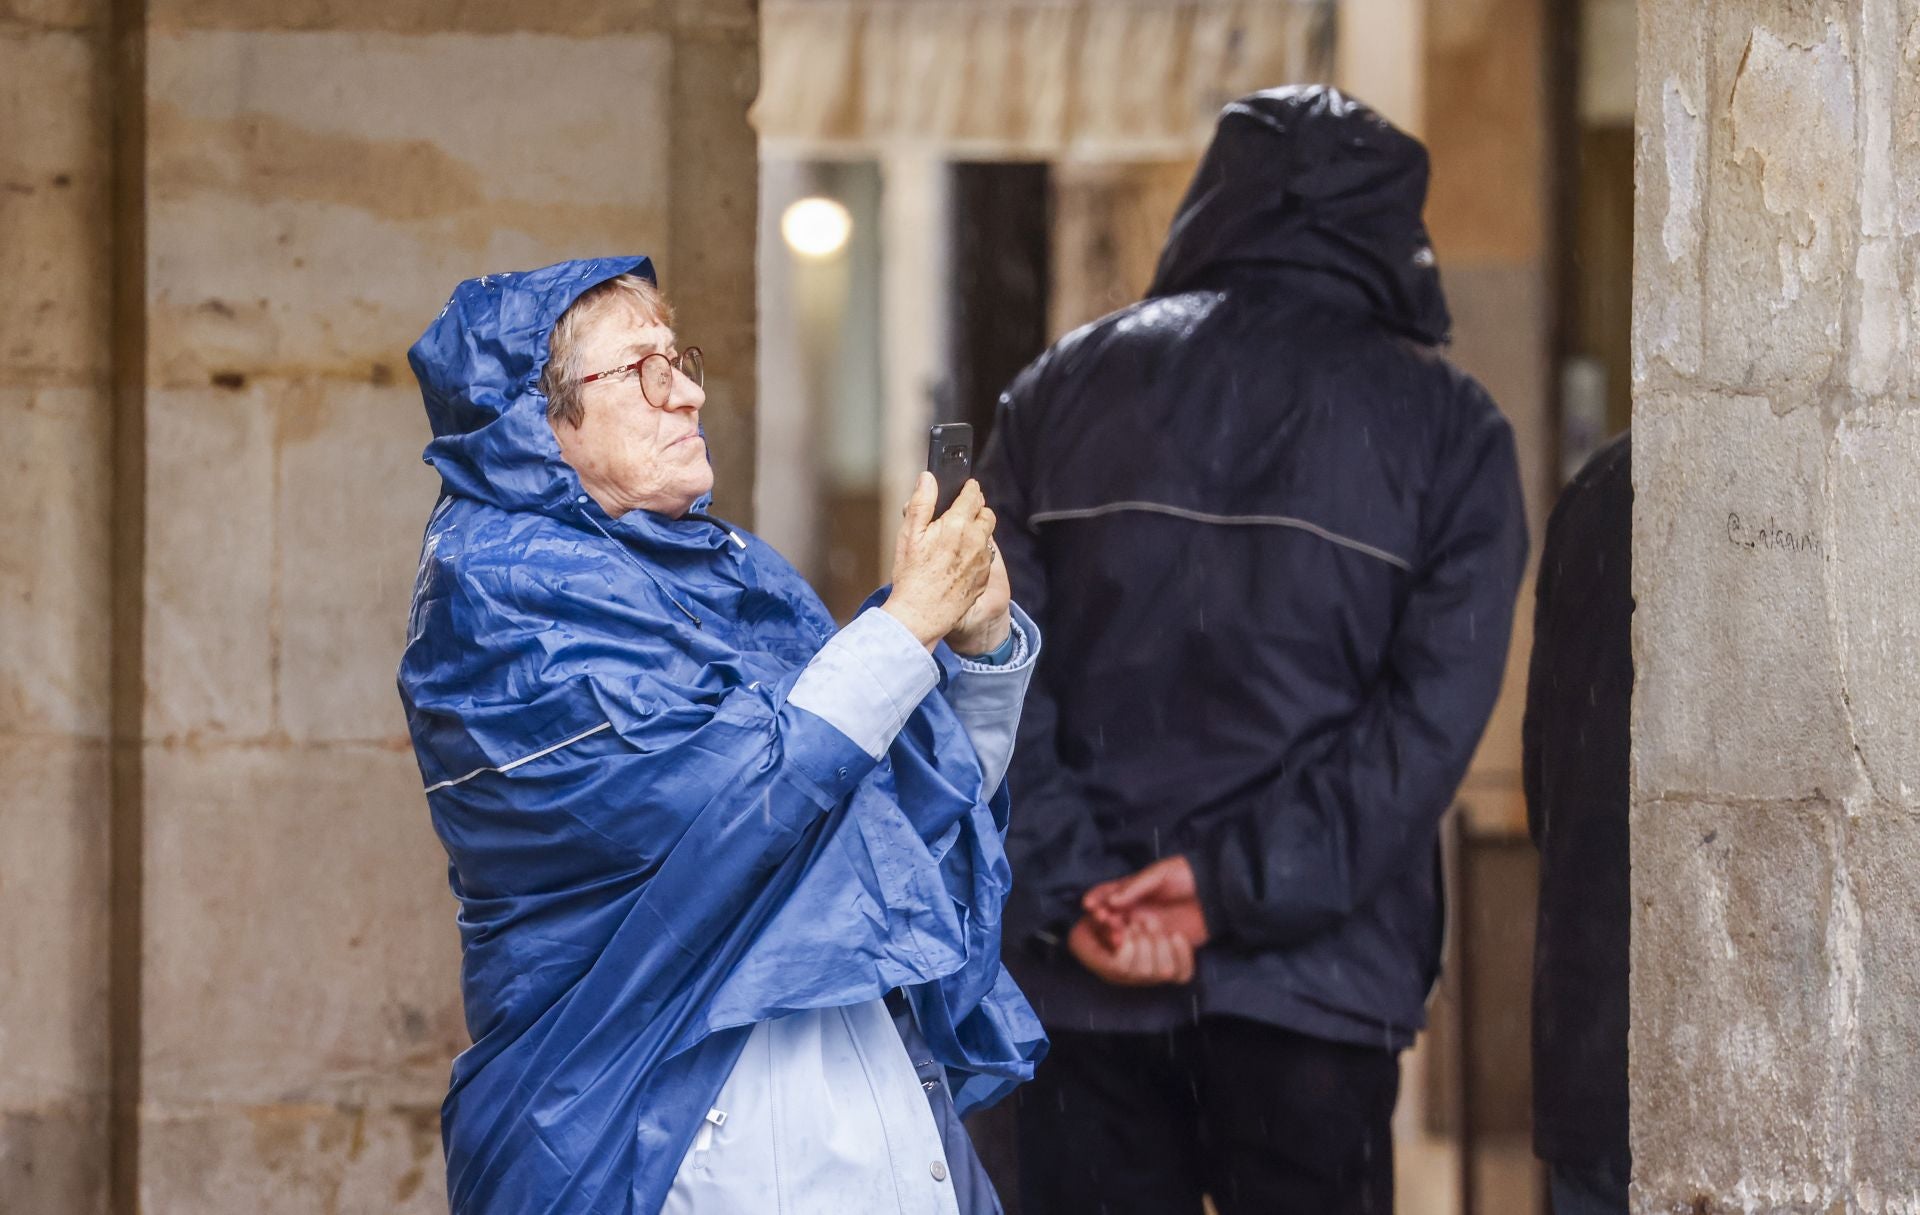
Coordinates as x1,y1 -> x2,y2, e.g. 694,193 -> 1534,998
1632,0 -> 1920,1208
0,2 -> 758,1210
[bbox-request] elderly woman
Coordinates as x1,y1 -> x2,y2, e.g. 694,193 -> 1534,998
398,257 -> 1052,1215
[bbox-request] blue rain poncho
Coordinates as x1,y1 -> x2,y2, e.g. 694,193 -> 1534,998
397,257 -> 1044,1214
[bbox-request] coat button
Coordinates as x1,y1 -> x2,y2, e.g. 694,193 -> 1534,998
930,1161 -> 948,1182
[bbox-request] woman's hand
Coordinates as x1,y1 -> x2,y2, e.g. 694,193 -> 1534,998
883,473 -> 997,650
947,538 -> 1011,657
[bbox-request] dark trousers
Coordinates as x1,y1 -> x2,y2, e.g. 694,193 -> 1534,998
1015,1017 -> 1400,1215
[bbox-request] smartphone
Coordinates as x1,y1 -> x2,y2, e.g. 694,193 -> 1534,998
927,423 -> 974,516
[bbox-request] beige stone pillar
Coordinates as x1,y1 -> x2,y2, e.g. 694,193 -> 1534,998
1423,0 -> 1552,837
1414,1 -> 1552,1209
666,2 -> 760,521
132,5 -> 755,1207
1631,0 -> 1920,1208
0,1 -> 113,1209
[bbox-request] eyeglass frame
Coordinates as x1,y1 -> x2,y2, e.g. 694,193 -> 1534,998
577,346 -> 704,410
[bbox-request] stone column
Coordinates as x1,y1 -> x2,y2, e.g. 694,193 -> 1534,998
130,5 -> 757,1207
1632,0 -> 1920,1208
1417,2 -> 1554,1208
666,0 -> 759,521
1423,0 -> 1553,835
0,1 -> 113,1210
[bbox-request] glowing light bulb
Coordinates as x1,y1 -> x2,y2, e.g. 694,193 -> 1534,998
781,197 -> 853,259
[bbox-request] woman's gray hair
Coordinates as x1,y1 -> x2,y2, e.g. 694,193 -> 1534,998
540,274 -> 675,430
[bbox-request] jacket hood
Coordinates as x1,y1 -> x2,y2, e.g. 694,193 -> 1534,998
408,255 -> 665,516
1147,85 -> 1450,345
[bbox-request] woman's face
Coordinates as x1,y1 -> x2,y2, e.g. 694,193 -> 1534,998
551,304 -> 712,519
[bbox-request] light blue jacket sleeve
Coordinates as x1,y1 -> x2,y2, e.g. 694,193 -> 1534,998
787,603 -> 1040,792
788,607 -> 941,757
942,603 -> 1040,792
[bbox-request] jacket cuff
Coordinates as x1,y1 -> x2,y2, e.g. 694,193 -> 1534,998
1008,879 -> 1089,964
943,606 -> 1041,793
787,607 -> 940,759
955,603 -> 1038,673
779,708 -> 891,815
1187,839 -> 1234,949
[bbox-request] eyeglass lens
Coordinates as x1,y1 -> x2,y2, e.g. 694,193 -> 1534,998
641,348 -> 703,408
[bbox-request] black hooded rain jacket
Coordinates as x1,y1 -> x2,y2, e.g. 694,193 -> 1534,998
978,86 -> 1529,1048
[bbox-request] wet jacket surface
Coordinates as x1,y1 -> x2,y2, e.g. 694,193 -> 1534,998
398,257 -> 1042,1214
1526,432 -> 1631,1170
978,88 -> 1529,1048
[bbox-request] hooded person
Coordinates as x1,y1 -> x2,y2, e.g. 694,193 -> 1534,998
398,256 -> 1050,1215
977,86 -> 1530,1214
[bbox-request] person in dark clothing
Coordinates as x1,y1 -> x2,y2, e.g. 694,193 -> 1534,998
1525,431 -> 1632,1215
976,86 -> 1530,1215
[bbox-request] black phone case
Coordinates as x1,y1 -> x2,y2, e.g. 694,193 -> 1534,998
928,424 -> 974,516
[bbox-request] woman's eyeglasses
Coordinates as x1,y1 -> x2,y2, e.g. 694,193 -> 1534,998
578,347 -> 704,409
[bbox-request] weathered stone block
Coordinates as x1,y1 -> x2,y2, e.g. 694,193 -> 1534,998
1632,394 -> 1854,802
1630,798 -> 1847,1208
1847,813 -> 1920,1194
0,738 -> 109,1108
0,1101 -> 107,1215
144,385 -> 276,740
146,29 -> 670,386
274,383 -> 435,744
140,1103 -> 444,1214
1831,407 -> 1920,810
1631,0 -> 1707,389
1702,2 -> 1859,398
1639,0 -> 1876,400
0,386 -> 111,737
142,743 -> 462,1106
0,27 -> 107,382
